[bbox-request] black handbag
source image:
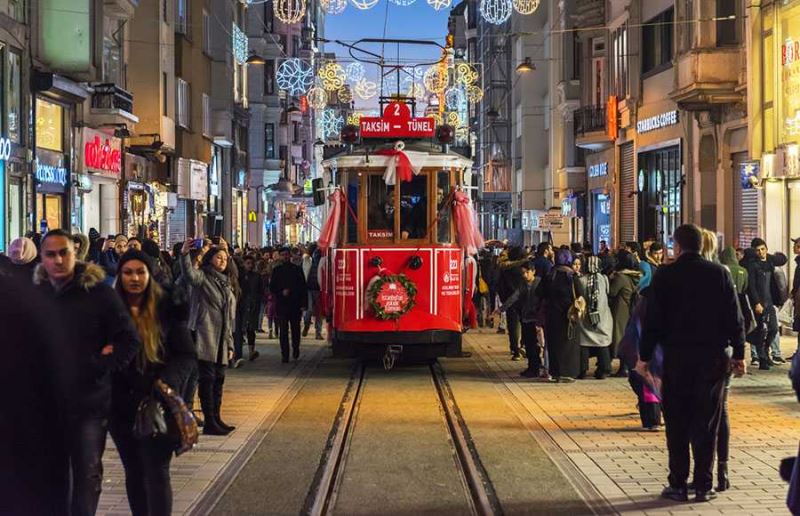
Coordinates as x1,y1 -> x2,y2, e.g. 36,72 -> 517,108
133,395 -> 169,440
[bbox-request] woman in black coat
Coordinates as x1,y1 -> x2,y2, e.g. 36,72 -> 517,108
110,250 -> 197,516
537,248 -> 583,382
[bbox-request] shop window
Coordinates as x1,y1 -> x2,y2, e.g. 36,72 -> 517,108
346,173 -> 359,244
202,93 -> 210,137
35,99 -> 63,152
367,174 -> 394,239
400,174 -> 428,240
36,193 -> 62,231
177,78 -> 190,129
265,60 -> 275,95
436,171 -> 451,243
716,0 -> 740,46
642,8 -> 674,76
7,49 -> 20,143
265,123 -> 275,158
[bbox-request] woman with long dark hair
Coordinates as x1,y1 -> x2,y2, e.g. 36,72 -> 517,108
111,250 -> 196,515
179,239 -> 240,435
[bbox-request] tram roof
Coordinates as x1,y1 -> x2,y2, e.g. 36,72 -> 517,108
322,141 -> 473,170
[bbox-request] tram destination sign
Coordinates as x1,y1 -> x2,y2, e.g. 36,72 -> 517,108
360,102 -> 435,139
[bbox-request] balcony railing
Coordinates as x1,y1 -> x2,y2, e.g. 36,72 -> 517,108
574,105 -> 607,137
91,84 -> 134,114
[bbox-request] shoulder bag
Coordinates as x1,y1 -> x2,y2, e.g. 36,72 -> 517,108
133,379 -> 199,456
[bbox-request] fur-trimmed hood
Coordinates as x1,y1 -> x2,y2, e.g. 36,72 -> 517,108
33,261 -> 107,290
74,233 -> 91,261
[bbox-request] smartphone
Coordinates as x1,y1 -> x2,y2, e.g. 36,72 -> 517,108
192,238 -> 204,249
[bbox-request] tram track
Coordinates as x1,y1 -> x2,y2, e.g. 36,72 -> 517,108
304,361 -> 502,516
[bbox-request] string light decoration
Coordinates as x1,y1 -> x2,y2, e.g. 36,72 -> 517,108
447,111 -> 462,127
455,63 -> 479,85
321,0 -> 347,14
354,78 -> 378,100
429,113 -> 443,126
427,0 -> 451,10
275,0 -> 306,23
276,58 -> 314,96
351,0 -> 380,8
423,65 -> 448,93
388,0 -> 416,6
401,77 -> 426,101
318,62 -> 347,91
466,84 -> 484,102
307,87 -> 328,109
346,62 -> 366,82
337,86 -> 353,104
480,0 -> 512,25
347,112 -> 363,125
513,0 -> 539,14
444,87 -> 466,110
321,109 -> 345,139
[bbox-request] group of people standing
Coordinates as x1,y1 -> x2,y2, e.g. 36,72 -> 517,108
0,230 -> 321,516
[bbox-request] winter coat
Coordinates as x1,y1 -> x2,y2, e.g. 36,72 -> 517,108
532,255 -> 554,280
111,294 -> 197,424
99,249 -> 121,279
74,233 -> 90,262
638,260 -> 655,292
537,265 -> 582,347
33,262 -> 141,417
179,253 -> 237,364
498,277 -> 542,323
609,270 -> 641,348
269,261 -> 308,318
478,254 -> 497,290
576,273 -> 613,348
497,257 -> 527,302
793,256 -> 800,332
237,269 -> 264,328
745,256 -> 777,308
720,246 -> 748,295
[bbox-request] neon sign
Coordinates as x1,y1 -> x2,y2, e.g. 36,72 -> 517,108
84,135 -> 122,176
36,161 -> 68,187
637,110 -> 679,134
589,162 -> 608,178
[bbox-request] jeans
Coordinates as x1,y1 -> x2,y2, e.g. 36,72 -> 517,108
233,321 -> 256,360
506,308 -> 521,355
257,301 -> 266,331
718,376 -> 731,463
521,321 -> 541,371
110,414 -> 174,516
303,291 -> 323,335
580,347 -> 611,377
182,360 -> 198,410
753,306 -> 783,360
752,305 -> 779,361
67,416 -> 108,516
279,316 -> 302,359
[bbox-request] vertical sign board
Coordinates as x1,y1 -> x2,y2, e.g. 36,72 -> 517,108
436,248 -> 463,331
333,249 -> 358,327
0,161 -> 5,252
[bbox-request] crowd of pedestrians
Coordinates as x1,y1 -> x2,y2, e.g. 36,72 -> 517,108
0,229 -> 318,516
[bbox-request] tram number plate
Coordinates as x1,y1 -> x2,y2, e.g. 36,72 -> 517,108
368,229 -> 394,239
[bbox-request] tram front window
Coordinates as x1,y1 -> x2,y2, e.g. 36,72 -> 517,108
437,171 -> 451,243
346,173 -> 359,244
367,175 -> 394,239
400,175 -> 428,240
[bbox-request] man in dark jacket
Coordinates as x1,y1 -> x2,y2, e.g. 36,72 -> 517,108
34,229 -> 140,516
498,246 -> 528,360
532,241 -> 554,279
638,224 -> 745,503
270,247 -> 308,362
744,238 -> 779,370
234,254 -> 264,365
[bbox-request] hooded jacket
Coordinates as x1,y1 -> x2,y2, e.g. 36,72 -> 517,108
73,233 -> 90,262
719,246 -> 748,295
34,262 -> 141,417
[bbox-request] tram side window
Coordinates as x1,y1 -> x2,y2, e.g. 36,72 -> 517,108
436,171 -> 451,243
400,174 -> 428,240
346,173 -> 359,244
367,175 -> 394,239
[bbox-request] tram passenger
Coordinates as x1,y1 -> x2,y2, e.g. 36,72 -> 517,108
368,188 -> 395,237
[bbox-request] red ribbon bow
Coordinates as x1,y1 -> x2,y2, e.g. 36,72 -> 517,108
376,148 -> 415,183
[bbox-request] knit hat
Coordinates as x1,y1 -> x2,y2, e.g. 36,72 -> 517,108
141,238 -> 161,260
88,227 -> 101,241
8,237 -> 37,265
117,249 -> 155,276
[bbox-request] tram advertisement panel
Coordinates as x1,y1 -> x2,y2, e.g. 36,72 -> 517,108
436,248 -> 462,329
333,249 -> 358,327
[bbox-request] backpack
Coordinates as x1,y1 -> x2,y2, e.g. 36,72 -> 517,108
773,267 -> 790,307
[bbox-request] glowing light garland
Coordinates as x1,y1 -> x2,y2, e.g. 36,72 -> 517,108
320,109 -> 344,139
321,0 -> 347,14
447,111 -> 462,127
401,77 -> 426,101
337,86 -> 353,104
466,84 -> 484,103
347,112 -> 363,125
275,0 -> 306,23
354,78 -> 378,100
427,0 -> 451,10
513,0 -> 540,14
276,58 -> 314,95
346,62 -> 366,81
423,66 -> 448,93
444,87 -> 466,110
480,0 -> 512,24
455,63 -> 479,85
318,62 -> 347,91
350,0 -> 379,8
232,24 -> 248,64
307,87 -> 328,109
388,0 -> 416,6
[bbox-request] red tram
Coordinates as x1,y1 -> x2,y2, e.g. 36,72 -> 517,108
317,102 -> 482,364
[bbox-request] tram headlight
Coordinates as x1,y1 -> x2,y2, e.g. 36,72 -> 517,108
408,255 -> 423,270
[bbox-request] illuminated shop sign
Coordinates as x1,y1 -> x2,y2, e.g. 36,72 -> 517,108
0,137 -> 12,161
36,162 -> 67,186
636,110 -> 679,134
784,37 -> 800,66
35,149 -> 69,194
589,162 -> 608,178
82,128 -> 122,178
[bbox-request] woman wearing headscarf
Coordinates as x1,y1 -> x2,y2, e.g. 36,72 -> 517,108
537,248 -> 583,382
609,249 -> 642,376
178,238 -> 239,435
577,256 -> 613,379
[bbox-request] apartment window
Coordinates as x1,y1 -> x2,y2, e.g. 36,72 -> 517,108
162,72 -> 168,116
279,145 -> 288,161
265,123 -> 275,158
177,78 -> 190,129
7,49 -> 21,143
642,8 -> 674,76
202,10 -> 211,55
102,17 -> 122,84
763,28 -> 775,151
571,32 -> 582,81
716,0 -> 740,46
264,3 -> 274,33
163,0 -> 168,23
682,0 -> 694,52
265,60 -> 275,95
202,93 -> 211,137
177,0 -> 189,35
613,24 -> 628,98
293,121 -> 300,144
7,0 -> 23,22
278,35 -> 287,53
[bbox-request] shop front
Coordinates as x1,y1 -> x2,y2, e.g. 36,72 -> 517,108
0,136 -> 25,251
586,150 -> 615,253
560,193 -> 585,246
35,97 -> 70,233
175,157 -> 208,242
77,128 -> 122,235
232,169 -> 247,248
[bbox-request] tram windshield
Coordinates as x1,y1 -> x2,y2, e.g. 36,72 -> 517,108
399,175 -> 427,239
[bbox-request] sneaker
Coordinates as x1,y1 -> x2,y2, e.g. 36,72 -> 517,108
519,348 -> 527,359
231,358 -> 244,369
249,350 -> 260,361
511,353 -> 522,361
302,325 -> 310,337
557,376 -> 575,383
751,358 -> 760,366
315,333 -> 324,340
660,485 -> 688,502
694,489 -> 718,502
645,425 -> 663,432
256,329 -> 266,334
772,356 -> 787,364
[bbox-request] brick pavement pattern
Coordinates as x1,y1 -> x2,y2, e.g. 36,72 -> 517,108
467,330 -> 799,515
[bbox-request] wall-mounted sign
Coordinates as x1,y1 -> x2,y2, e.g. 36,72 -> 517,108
177,158 -> 208,201
783,16 -> 800,141
606,96 -> 618,140
81,128 -> 121,178
589,162 -> 609,178
0,137 -> 12,161
359,102 -> 435,139
248,210 -> 257,223
35,148 -> 69,194
636,110 -> 679,134
740,161 -> 760,189
784,37 -> 799,66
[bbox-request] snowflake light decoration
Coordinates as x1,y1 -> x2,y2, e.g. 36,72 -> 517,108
351,0 -> 379,7
401,77 -> 426,102
347,112 -> 363,125
445,87 -> 466,111
346,62 -> 366,82
321,0 -> 347,14
423,66 -> 448,94
354,78 -> 377,100
275,0 -> 306,24
307,87 -> 328,109
466,84 -> 484,103
427,0 -> 451,10
276,58 -> 313,96
337,86 -> 353,104
455,63 -> 479,85
480,0 -> 512,25
321,109 -> 344,139
388,0 -> 416,6
319,62 -> 346,91
513,0 -> 540,14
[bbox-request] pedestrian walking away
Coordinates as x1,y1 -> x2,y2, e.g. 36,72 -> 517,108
270,246 -> 308,362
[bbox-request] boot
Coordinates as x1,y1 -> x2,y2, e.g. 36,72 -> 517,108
200,382 -> 230,436
716,461 -> 730,492
302,322 -> 310,337
213,379 -> 236,433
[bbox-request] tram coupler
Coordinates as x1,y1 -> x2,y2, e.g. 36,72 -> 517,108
383,345 -> 403,371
